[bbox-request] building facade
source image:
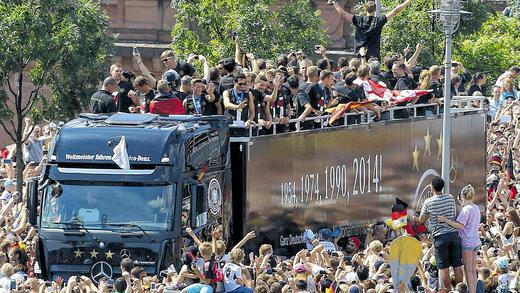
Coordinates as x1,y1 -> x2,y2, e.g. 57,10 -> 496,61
102,0 -> 356,77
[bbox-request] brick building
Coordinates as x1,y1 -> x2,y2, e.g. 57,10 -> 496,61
103,0 -> 356,77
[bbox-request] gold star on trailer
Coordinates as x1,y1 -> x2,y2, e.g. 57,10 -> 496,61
437,133 -> 443,160
90,249 -> 99,258
74,249 -> 82,258
423,128 -> 431,156
412,145 -> 420,172
105,250 -> 114,259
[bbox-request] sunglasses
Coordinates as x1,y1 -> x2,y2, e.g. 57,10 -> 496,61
162,57 -> 172,63
499,209 -> 506,212
238,82 -> 247,86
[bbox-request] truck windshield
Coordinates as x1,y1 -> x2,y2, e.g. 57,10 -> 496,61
41,183 -> 174,231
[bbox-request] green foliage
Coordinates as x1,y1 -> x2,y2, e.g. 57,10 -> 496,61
0,0 -> 113,123
511,0 -> 520,18
454,14 -> 520,82
380,0 -> 493,66
171,0 -> 327,65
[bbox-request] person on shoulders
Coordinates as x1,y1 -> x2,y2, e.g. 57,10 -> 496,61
329,0 -> 412,60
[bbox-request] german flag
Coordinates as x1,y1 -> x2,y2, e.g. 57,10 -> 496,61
196,164 -> 209,182
327,101 -> 371,126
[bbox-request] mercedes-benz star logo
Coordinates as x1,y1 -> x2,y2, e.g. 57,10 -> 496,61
120,249 -> 130,259
90,261 -> 113,284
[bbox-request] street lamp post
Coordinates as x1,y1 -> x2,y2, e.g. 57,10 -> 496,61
429,0 -> 469,194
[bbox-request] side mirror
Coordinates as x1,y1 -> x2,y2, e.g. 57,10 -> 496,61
27,179 -> 39,226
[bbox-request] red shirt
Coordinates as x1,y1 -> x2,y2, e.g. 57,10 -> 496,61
150,96 -> 184,115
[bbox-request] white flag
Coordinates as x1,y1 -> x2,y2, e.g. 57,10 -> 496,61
112,136 -> 130,170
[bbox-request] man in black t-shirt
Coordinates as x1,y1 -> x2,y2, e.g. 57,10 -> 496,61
110,63 -> 139,113
307,70 -> 335,111
289,76 -> 319,130
183,79 -> 217,116
90,77 -> 118,114
250,75 -> 281,134
219,58 -> 238,96
335,73 -> 367,124
329,0 -> 412,60
251,75 -> 282,119
135,76 -> 156,113
392,61 -> 417,119
160,50 -> 197,78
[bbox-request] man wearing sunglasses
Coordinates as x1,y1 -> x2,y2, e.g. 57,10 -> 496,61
223,74 -> 255,127
160,50 -> 197,78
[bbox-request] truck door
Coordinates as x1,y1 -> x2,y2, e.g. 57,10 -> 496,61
180,184 -> 210,245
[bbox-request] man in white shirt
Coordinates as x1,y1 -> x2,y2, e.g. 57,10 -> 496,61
488,86 -> 502,120
495,66 -> 520,87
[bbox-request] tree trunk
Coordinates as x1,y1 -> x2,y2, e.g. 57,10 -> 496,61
15,139 -> 24,195
15,71 -> 25,195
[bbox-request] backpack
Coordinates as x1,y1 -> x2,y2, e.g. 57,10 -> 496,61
203,256 -> 224,292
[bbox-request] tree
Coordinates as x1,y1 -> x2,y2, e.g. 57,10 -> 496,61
380,0 -> 493,66
454,14 -> 520,83
171,0 -> 327,65
0,0 -> 113,193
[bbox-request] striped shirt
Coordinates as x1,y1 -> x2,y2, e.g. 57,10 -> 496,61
420,194 -> 458,237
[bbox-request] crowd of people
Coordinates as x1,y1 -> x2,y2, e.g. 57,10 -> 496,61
1,0 -> 520,291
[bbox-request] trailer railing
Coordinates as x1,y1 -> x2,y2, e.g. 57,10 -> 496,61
230,96 -> 487,138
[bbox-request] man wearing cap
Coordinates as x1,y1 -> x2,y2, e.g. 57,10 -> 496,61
292,262 -> 317,292
344,237 -> 362,256
162,70 -> 190,102
318,228 -> 337,252
328,0 -> 413,60
1,179 -> 16,204
413,176 -> 463,290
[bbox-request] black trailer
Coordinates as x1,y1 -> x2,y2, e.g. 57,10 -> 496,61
230,109 -> 486,256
